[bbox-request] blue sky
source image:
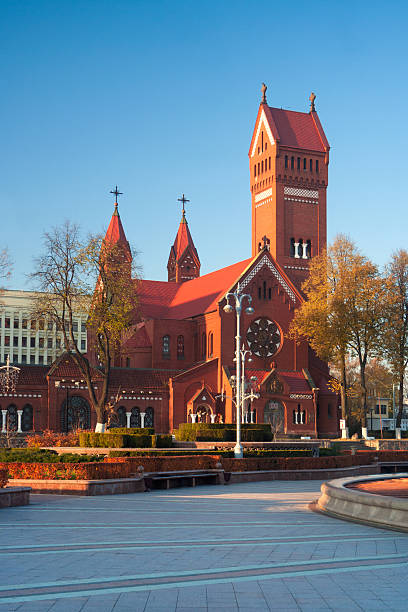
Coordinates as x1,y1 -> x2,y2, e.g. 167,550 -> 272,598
1,0 -> 407,288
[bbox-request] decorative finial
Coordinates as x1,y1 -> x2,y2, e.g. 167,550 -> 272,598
261,82 -> 267,104
177,193 -> 190,219
309,92 -> 316,112
261,235 -> 270,251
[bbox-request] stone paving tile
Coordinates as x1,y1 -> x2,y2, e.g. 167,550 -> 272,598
1,481 -> 408,611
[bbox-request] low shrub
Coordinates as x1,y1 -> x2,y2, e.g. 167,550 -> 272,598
152,434 -> 173,448
27,429 -> 80,448
104,454 -> 220,472
0,448 -> 106,463
0,468 -> 8,488
177,424 -> 273,442
111,427 -> 155,435
109,449 -> 235,458
78,432 -> 153,448
1,461 -> 133,480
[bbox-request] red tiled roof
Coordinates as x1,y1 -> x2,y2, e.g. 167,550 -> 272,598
247,369 -> 311,394
122,323 -> 152,349
109,368 -> 178,390
47,353 -> 101,380
16,365 -> 48,386
267,107 -> 327,152
137,258 -> 252,320
171,215 -> 199,264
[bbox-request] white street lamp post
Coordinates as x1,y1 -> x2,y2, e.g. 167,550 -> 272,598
223,283 -> 254,458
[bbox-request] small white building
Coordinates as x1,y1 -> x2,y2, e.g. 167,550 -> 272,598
367,396 -> 408,431
0,290 -> 88,365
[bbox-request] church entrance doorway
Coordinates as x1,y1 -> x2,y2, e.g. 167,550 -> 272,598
196,405 -> 212,424
264,400 -> 285,434
61,396 -> 91,432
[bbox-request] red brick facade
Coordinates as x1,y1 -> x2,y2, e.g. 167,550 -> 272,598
1,91 -> 339,437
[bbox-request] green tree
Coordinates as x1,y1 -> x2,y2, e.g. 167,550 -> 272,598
30,221 -> 138,430
381,250 -> 408,432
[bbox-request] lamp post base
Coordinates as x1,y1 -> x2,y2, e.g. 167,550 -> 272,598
234,443 -> 243,458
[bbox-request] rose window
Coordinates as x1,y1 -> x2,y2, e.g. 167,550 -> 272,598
246,317 -> 281,358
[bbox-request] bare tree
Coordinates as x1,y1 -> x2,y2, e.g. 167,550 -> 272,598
30,221 -> 138,431
0,248 -> 12,285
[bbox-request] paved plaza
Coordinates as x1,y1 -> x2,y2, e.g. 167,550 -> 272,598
1,481 -> 408,611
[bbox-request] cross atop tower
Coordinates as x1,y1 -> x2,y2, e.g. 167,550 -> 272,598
261,82 -> 267,104
110,185 -> 123,203
309,92 -> 316,112
178,194 -> 190,218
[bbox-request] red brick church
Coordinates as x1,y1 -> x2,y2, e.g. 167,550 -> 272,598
1,86 -> 339,437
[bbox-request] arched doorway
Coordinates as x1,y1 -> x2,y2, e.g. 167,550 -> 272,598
264,400 -> 285,433
61,396 -> 91,432
6,404 -> 17,430
130,407 -> 141,428
145,407 -> 154,427
22,404 -> 33,431
196,405 -> 211,424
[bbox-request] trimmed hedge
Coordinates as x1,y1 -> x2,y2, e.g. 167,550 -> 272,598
111,427 -> 155,435
176,423 -> 273,442
0,468 -> 8,488
0,461 -> 133,480
78,433 -> 173,449
108,448 -> 314,458
0,449 -> 106,463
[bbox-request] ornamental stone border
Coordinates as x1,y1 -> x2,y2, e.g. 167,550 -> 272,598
0,486 -> 31,508
315,473 -> 408,533
8,477 -> 145,496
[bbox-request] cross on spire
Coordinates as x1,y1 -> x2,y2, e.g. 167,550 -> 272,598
261,82 -> 267,104
262,235 -> 270,251
110,185 -> 123,204
178,194 -> 190,218
309,92 -> 316,112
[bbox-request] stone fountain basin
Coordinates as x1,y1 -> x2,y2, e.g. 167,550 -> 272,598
315,473 -> 408,533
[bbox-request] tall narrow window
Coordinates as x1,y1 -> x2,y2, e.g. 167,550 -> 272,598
306,240 -> 311,258
263,280 -> 267,300
290,238 -> 295,257
254,165 -> 257,177
328,403 -> 332,418
291,156 -> 294,170
258,286 -> 262,299
208,332 -> 213,358
258,162 -> 260,175
303,158 -> 307,170
201,332 -> 206,359
268,157 -> 271,170
162,335 -> 170,359
315,159 -> 319,173
285,155 -> 288,169
261,160 -> 264,173
126,357 -> 130,368
297,157 -> 300,170
309,159 -> 313,172
177,335 -> 184,360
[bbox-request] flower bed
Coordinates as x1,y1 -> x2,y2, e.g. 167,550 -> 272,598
27,429 -> 80,448
104,454 -> 220,472
0,461 -> 133,480
0,468 -> 8,488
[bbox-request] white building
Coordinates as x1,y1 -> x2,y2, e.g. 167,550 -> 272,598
0,290 -> 88,365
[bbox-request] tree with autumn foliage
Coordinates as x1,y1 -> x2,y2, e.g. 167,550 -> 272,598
30,221 -> 138,430
380,250 -> 408,433
290,235 -> 385,436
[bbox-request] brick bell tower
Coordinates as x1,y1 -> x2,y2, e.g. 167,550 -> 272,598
249,84 -> 330,290
167,194 -> 200,283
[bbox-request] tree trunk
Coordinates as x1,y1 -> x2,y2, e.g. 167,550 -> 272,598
396,372 -> 404,428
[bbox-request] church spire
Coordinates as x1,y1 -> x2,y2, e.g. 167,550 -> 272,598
167,195 -> 200,283
104,187 -> 132,267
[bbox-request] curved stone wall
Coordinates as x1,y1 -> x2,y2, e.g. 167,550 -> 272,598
316,473 -> 408,533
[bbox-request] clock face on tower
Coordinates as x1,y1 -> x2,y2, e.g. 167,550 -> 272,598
246,317 -> 281,359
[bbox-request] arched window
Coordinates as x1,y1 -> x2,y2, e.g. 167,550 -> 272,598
112,406 -> 126,428
162,335 -> 170,359
263,280 -> 267,300
290,156 -> 294,170
315,159 -> 319,173
22,404 -> 33,431
201,332 -> 206,359
306,240 -> 311,258
297,157 -> 300,170
261,160 -> 264,173
258,162 -> 260,175
130,407 -> 141,427
254,164 -> 257,177
290,238 -> 295,257
298,239 -> 303,258
208,332 -> 213,358
177,335 -> 184,360
309,158 -> 313,172
6,404 -> 17,430
303,158 -> 307,170
145,406 -> 154,427
268,156 -> 271,170
285,155 -> 288,169
268,287 -> 272,300
60,396 -> 91,432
